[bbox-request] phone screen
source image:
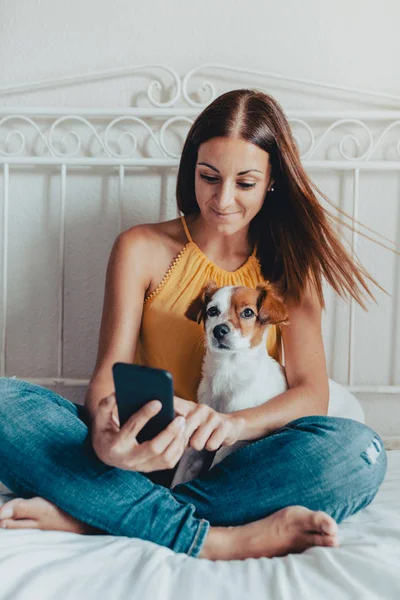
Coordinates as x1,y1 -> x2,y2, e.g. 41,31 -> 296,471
112,362 -> 175,443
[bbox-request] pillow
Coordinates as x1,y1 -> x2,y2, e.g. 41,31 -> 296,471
327,378 -> 365,423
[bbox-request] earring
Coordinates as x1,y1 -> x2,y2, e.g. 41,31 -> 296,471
270,187 -> 274,192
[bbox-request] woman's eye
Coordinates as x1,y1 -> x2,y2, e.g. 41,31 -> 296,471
207,306 -> 220,317
200,174 -> 256,190
240,308 -> 255,319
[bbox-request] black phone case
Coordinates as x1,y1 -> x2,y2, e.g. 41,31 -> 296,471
112,362 -> 174,444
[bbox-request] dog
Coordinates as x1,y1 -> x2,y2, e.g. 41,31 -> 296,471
170,280 -> 290,488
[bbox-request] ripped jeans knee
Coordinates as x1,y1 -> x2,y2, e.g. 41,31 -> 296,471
361,435 -> 384,466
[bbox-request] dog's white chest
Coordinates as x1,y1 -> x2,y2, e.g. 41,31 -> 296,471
199,354 -> 287,413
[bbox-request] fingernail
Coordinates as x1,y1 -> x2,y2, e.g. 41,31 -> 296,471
0,508 -> 13,519
151,401 -> 161,411
176,416 -> 185,427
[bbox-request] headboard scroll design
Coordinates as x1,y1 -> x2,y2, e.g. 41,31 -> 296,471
1,110 -> 400,166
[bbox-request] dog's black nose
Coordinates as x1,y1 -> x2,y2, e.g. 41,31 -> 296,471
213,324 -> 230,340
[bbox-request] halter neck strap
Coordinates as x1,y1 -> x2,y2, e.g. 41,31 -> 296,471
180,214 -> 193,243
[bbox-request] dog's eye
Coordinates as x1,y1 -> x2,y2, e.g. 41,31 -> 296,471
240,308 -> 255,319
206,306 -> 219,318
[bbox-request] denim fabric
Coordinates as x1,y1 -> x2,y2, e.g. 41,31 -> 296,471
0,377 -> 387,558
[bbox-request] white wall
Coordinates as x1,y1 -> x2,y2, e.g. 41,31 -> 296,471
1,0 -> 399,99
0,0 -> 399,435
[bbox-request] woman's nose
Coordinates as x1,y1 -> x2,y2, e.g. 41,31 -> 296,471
214,182 -> 237,209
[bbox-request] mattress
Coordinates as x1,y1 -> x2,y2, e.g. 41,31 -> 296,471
0,449 -> 399,600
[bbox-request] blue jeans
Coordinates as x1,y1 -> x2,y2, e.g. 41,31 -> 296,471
0,377 -> 387,558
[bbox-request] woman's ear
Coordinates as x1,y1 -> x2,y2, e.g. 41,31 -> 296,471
185,280 -> 219,324
256,282 -> 290,326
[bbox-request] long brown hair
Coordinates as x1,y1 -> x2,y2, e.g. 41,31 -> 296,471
176,88 -> 398,311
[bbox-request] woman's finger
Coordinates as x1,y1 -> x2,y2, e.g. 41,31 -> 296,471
133,416 -> 186,466
204,425 -> 226,451
161,428 -> 187,469
189,414 -> 222,451
93,394 -> 116,433
118,400 -> 162,440
111,405 -> 120,428
173,396 -> 197,418
184,404 -> 214,439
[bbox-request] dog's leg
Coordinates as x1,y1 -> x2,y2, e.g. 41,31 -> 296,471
170,448 -> 216,488
210,441 -> 249,469
197,448 -> 217,474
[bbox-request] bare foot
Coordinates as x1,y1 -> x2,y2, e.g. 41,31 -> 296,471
199,505 -> 339,560
0,498 -> 339,561
0,497 -> 105,535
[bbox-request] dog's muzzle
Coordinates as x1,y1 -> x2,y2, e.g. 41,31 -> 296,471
213,324 -> 230,347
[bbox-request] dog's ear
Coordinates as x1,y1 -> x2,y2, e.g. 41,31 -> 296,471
185,280 -> 219,325
256,281 -> 290,326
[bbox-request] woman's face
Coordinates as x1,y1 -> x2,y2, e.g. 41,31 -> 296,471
195,136 -> 273,234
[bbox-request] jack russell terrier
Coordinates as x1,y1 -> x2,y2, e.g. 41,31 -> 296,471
170,279 -> 362,488
170,279 -> 289,488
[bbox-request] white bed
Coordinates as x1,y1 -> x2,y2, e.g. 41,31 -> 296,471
0,447 -> 399,600
1,64 -> 399,598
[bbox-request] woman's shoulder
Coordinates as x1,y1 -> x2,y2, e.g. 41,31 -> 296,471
119,217 -> 187,252
116,218 -> 189,300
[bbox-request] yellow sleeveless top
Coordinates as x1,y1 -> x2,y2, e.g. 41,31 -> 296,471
133,214 -> 283,403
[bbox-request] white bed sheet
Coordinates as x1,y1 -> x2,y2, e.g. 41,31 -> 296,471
0,450 -> 399,600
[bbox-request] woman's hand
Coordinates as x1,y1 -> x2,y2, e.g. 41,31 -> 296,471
173,395 -> 246,452
91,393 -> 188,473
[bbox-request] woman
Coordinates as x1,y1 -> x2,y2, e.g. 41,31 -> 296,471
0,89 -> 388,561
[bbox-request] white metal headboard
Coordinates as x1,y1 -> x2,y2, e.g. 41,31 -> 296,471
1,64 -> 399,408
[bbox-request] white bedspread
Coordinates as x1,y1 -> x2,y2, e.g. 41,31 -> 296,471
0,450 -> 399,600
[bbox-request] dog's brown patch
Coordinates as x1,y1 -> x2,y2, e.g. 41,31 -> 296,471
230,283 -> 289,348
185,280 -> 219,324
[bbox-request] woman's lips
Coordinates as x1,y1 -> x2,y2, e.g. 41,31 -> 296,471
211,208 -> 240,217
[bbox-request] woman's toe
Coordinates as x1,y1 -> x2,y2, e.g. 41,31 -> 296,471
4,498 -> 39,521
0,498 -> 26,520
1,518 -> 39,530
307,532 -> 339,547
308,510 -> 338,536
0,498 -> 41,529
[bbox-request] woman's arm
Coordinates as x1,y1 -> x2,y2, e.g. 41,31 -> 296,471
84,227 -> 152,425
230,278 -> 330,442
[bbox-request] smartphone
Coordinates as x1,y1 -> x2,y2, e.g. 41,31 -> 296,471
112,362 -> 175,444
